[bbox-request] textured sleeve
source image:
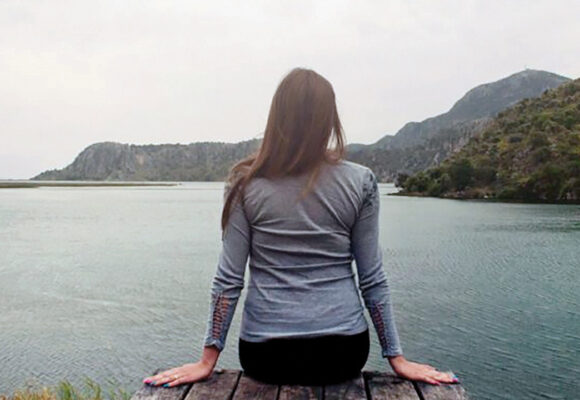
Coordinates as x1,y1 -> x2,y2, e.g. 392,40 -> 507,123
351,169 -> 403,357
202,182 -> 251,351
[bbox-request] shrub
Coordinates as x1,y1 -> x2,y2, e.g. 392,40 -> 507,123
530,146 -> 551,163
527,131 -> 550,148
427,181 -> 443,196
474,165 -> 497,185
403,172 -> 431,192
395,173 -> 409,188
497,185 -> 519,199
528,165 -> 566,201
448,159 -> 474,190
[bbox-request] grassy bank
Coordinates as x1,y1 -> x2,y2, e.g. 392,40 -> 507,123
0,379 -> 131,400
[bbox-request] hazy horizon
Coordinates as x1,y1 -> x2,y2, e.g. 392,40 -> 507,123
1,1 -> 579,179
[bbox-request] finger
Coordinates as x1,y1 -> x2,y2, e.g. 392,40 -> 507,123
158,369 -> 179,379
150,373 -> 179,386
165,377 -> 188,388
427,370 -> 456,384
443,372 -> 457,383
146,375 -> 169,385
144,373 -> 165,384
432,371 -> 454,383
146,369 -> 175,383
439,371 -> 458,383
145,371 -> 166,380
423,376 -> 440,385
442,372 -> 459,383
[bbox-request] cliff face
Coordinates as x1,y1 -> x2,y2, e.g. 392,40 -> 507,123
399,78 -> 580,202
33,139 -> 261,181
346,70 -> 570,181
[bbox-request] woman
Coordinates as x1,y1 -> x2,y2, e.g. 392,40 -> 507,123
143,68 -> 457,387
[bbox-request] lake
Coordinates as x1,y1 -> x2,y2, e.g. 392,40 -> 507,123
0,182 -> 578,400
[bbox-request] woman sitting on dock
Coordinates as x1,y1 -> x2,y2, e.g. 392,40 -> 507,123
143,68 -> 457,388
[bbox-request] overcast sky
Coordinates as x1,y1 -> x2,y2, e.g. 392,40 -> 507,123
1,0 -> 579,179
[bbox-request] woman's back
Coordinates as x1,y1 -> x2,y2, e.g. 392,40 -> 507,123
240,159 -> 371,340
205,158 -> 402,359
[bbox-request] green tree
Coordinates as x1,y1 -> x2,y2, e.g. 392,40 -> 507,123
448,159 -> 474,190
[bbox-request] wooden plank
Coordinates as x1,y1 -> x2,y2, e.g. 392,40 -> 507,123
364,371 -> 419,400
414,371 -> 468,400
131,369 -> 192,400
232,373 -> 279,400
131,368 -> 470,400
278,384 -> 323,400
324,373 -> 366,400
183,369 -> 241,400
414,383 -> 468,400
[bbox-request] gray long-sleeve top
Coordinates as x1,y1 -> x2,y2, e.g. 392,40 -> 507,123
203,159 -> 403,358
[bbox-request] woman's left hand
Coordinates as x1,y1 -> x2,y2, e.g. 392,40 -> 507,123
143,345 -> 220,387
143,361 -> 214,387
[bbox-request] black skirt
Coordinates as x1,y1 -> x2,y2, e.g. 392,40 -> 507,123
238,328 -> 370,386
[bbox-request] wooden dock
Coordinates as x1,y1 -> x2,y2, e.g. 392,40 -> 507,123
131,368 -> 468,400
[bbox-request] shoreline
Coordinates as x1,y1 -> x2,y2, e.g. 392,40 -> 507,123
0,181 -> 179,189
389,191 -> 580,205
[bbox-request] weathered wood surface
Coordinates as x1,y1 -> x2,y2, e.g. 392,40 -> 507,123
183,369 -> 240,400
324,374 -> 366,400
415,379 -> 469,400
131,381 -> 191,400
131,369 -> 192,400
131,369 -> 468,400
364,371 -> 420,400
278,385 -> 322,400
233,373 -> 279,400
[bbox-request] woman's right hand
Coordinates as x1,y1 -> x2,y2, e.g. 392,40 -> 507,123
388,355 -> 458,385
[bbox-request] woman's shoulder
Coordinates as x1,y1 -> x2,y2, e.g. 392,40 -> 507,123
325,159 -> 375,182
239,159 -> 375,196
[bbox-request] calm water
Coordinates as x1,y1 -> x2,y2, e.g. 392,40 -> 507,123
0,183 -> 579,399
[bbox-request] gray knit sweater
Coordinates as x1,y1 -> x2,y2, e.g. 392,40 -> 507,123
203,159 -> 403,358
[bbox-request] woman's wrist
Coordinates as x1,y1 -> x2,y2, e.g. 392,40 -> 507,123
387,354 -> 406,372
201,345 -> 220,370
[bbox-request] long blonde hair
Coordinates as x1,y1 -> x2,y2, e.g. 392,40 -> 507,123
221,67 -> 346,234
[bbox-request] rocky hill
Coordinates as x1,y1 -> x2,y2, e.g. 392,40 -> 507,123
346,69 -> 569,181
33,139 -> 261,181
398,78 -> 580,202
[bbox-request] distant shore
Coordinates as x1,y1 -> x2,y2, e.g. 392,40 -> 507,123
390,191 -> 580,204
0,181 -> 179,189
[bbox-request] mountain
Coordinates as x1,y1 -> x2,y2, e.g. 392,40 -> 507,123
33,139 -> 261,181
398,78 -> 580,202
32,70 -> 570,184
346,70 -> 570,181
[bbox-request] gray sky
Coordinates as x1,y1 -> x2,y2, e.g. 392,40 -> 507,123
1,0 -> 579,179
